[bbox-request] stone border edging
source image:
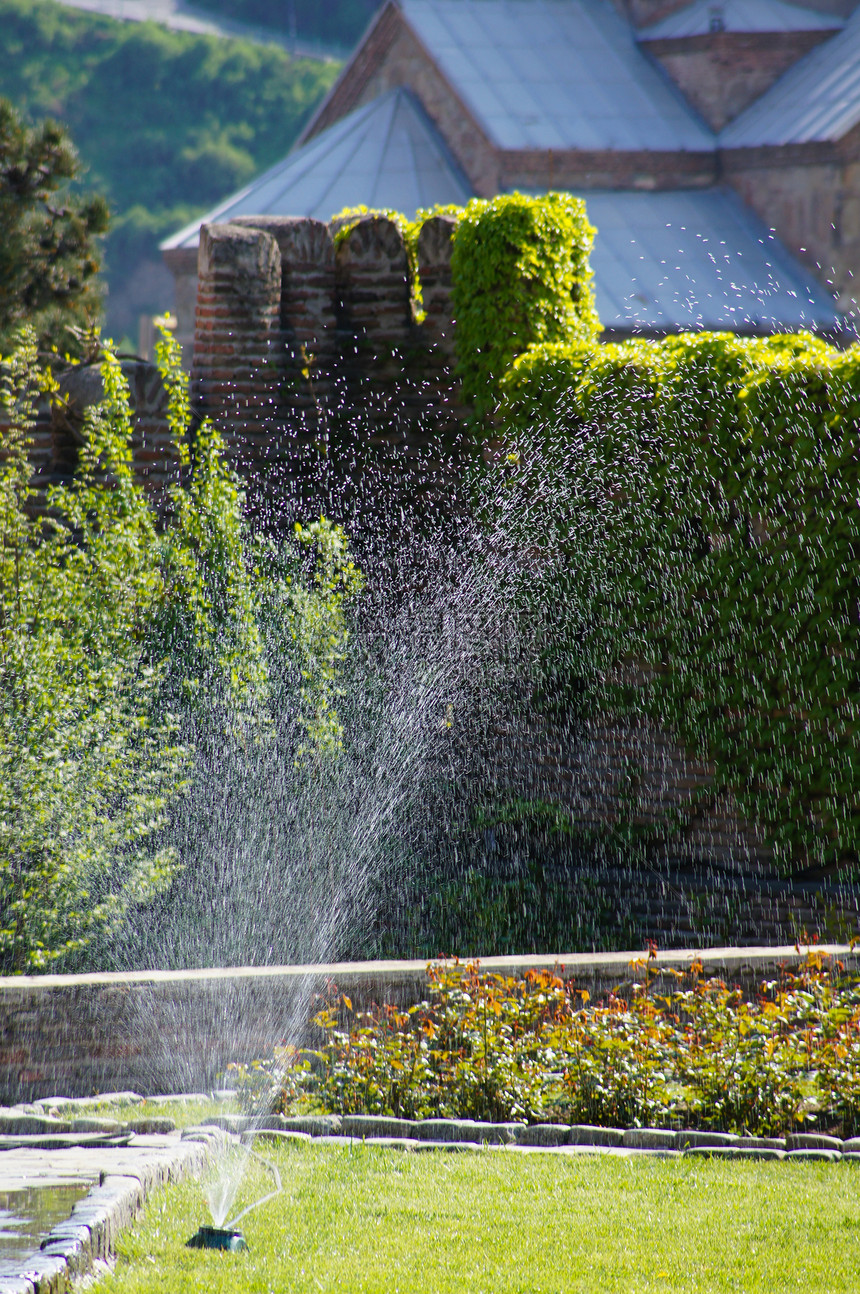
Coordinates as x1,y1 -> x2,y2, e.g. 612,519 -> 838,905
217,1113 -> 860,1162
0,1127 -> 229,1294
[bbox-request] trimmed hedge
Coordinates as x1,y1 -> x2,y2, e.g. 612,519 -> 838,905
497,331 -> 860,873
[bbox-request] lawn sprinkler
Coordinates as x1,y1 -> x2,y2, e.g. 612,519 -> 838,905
186,1142 -> 282,1254
186,1225 -> 248,1252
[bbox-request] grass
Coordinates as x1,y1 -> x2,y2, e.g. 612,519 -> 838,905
62,1096 -> 240,1130
90,1141 -> 860,1293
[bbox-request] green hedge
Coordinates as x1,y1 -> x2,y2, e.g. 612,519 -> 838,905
497,330 -> 860,873
323,197 -> 858,873
449,193 -> 599,408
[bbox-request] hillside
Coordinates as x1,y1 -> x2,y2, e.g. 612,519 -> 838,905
191,0 -> 382,48
0,0 -> 339,342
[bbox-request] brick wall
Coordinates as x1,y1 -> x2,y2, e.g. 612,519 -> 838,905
642,31 -> 836,131
186,213 -> 466,514
724,128 -> 860,313
0,359 -> 179,516
4,211 -> 850,963
499,147 -> 717,193
492,710 -> 771,869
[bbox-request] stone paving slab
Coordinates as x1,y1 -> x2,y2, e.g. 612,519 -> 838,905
0,1131 -> 226,1294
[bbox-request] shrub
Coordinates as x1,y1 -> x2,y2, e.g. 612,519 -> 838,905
0,327 -> 362,971
236,954 -> 860,1136
328,194 -> 600,409
0,332 -> 185,970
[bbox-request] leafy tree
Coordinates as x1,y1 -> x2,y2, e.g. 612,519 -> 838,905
0,331 -> 180,971
0,0 -> 339,338
0,98 -> 109,356
0,327 -> 362,972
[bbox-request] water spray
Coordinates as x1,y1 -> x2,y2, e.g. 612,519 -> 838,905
186,1144 -> 282,1253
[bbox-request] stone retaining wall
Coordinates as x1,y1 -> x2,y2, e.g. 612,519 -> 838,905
0,947 -> 857,1105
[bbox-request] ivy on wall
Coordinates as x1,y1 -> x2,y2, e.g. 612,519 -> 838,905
448,193 -> 599,408
320,196 -> 859,873
498,331 -> 860,875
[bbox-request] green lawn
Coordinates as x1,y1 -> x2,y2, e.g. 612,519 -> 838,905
61,1096 -> 239,1130
92,1142 -> 860,1293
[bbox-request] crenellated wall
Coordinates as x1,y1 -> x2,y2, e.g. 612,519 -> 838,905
186,213 -> 467,510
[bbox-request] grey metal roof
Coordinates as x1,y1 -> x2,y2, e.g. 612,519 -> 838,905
640,0 -> 842,39
160,84 -> 842,333
581,188 -> 845,332
720,7 -> 860,145
399,0 -> 715,152
161,87 -> 471,251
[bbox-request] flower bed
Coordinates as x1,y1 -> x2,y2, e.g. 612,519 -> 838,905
233,953 -> 860,1138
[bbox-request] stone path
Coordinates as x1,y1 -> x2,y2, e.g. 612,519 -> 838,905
0,1134 -> 198,1193
0,1127 -> 226,1294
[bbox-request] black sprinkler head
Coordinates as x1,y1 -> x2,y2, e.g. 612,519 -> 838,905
186,1226 -> 248,1252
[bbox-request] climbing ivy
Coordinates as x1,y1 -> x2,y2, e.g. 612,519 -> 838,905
496,330 -> 860,875
449,193 -> 599,409
329,194 -> 600,393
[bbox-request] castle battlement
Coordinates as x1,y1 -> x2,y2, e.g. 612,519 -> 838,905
189,214 -> 466,486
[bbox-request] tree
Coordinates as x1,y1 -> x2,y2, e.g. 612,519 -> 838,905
0,98 -> 109,356
0,326 -> 363,972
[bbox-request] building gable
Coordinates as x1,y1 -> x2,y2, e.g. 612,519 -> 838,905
301,1 -> 500,195
720,5 -> 860,147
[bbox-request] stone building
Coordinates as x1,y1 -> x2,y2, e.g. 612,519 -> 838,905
164,0 -> 859,351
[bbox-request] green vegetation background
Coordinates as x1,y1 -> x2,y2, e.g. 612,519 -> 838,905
0,0 -> 339,342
